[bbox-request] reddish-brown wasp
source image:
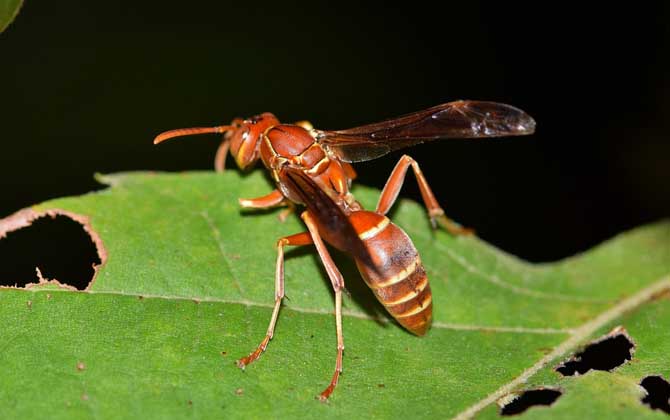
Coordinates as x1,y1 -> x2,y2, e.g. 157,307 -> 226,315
154,100 -> 535,400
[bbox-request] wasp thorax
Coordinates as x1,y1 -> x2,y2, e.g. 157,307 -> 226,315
230,112 -> 279,169
260,124 -> 317,170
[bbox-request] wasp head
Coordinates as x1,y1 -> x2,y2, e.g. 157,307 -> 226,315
228,113 -> 279,169
153,112 -> 280,171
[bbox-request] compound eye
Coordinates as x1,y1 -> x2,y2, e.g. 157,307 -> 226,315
230,126 -> 250,157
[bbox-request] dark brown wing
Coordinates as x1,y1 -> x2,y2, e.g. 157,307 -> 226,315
316,100 -> 536,162
278,167 -> 374,268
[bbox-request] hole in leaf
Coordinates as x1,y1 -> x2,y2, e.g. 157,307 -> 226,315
640,375 -> 670,415
0,214 -> 101,290
555,327 -> 634,376
500,388 -> 562,416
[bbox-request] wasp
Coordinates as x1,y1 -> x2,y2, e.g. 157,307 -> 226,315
154,100 -> 535,400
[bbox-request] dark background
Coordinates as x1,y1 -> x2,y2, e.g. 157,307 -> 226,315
1,1 -> 669,263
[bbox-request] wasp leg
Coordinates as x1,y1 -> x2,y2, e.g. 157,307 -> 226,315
277,201 -> 296,222
375,154 -> 474,236
214,138 -> 231,172
301,211 -> 345,402
239,189 -> 293,222
236,231 -> 313,369
239,189 -> 287,209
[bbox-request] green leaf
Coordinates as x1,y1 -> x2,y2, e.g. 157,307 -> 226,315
1,171 -> 669,419
0,0 -> 23,33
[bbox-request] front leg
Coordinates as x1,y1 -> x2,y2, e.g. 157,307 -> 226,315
239,189 -> 296,222
238,189 -> 286,209
214,138 -> 231,172
236,231 -> 313,368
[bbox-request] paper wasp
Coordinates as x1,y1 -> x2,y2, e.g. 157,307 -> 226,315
154,100 -> 535,400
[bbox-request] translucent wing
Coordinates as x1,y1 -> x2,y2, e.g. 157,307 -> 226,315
316,100 -> 536,162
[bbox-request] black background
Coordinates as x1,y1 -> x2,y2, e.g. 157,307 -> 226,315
1,1 -> 668,262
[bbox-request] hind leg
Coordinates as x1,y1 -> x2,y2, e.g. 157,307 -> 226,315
375,154 -> 473,235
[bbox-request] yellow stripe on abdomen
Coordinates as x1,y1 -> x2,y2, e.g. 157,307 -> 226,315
351,211 -> 433,336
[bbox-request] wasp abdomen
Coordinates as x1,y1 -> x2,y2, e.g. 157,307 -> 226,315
350,211 -> 433,336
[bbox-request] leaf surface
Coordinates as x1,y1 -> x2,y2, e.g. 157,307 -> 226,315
0,171 -> 668,419
0,0 -> 22,33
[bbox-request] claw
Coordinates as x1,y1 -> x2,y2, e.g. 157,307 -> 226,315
236,336 -> 270,370
429,209 -> 475,236
317,368 -> 340,402
436,215 -> 475,236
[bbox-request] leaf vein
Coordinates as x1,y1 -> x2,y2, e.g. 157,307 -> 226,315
14,288 -> 574,335
200,210 -> 245,296
451,273 -> 670,420
407,226 -> 612,303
